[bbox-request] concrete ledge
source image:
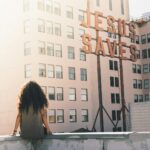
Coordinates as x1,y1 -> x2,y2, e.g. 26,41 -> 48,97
0,132 -> 150,150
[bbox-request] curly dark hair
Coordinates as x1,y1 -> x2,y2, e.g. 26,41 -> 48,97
19,81 -> 48,113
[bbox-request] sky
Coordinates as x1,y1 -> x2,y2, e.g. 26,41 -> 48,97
129,0 -> 150,18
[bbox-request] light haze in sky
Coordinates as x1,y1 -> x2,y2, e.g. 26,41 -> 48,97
129,0 -> 150,18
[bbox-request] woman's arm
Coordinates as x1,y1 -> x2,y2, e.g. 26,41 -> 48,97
40,108 -> 52,134
12,113 -> 20,135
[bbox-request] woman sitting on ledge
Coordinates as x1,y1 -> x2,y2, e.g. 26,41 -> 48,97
13,81 -> 52,139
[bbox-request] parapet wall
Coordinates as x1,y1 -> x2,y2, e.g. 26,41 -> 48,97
0,132 -> 150,150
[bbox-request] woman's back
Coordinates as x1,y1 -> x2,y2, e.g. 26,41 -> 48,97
20,106 -> 44,139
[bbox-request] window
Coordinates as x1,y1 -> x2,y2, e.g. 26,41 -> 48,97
56,87 -> 63,100
38,19 -> 45,32
147,33 -> 150,43
111,93 -> 120,104
57,109 -> 64,123
81,89 -> 88,101
68,46 -> 75,59
134,94 -> 138,103
48,109 -> 56,123
136,50 -> 140,59
69,67 -> 75,80
142,49 -> 147,59
145,94 -> 150,101
109,60 -> 118,71
47,43 -> 54,56
135,35 -> 140,44
48,87 -> 55,100
143,64 -> 149,73
38,0 -> 45,11
112,110 -> 121,121
67,26 -> 74,39
133,79 -> 137,88
121,0 -> 124,15
110,77 -> 119,87
54,1 -> 61,16
39,64 -> 46,77
46,0 -> 53,13
38,41 -> 45,55
46,21 -> 53,34
80,68 -> 87,81
132,64 -> 141,74
54,23 -> 61,36
82,109 -> 88,122
69,109 -> 77,122
113,127 -> 122,132
109,0 -> 112,11
24,42 -> 31,56
24,20 -> 30,33
69,88 -> 76,101
78,10 -> 84,21
137,80 -> 142,89
144,79 -> 149,89
47,65 -> 54,78
66,6 -> 73,19
25,64 -> 31,78
139,95 -> 143,102
96,0 -> 100,6
23,0 -> 30,12
55,65 -> 63,79
55,44 -> 62,57
141,35 -> 147,44
148,49 -> 150,58
79,29 -> 85,40
80,49 -> 86,61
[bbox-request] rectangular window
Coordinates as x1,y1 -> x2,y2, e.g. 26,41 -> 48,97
46,0 -> 53,14
112,110 -> 121,121
38,19 -> 45,32
48,87 -> 55,100
55,65 -> 63,79
54,23 -> 61,36
142,49 -> 147,59
109,0 -> 112,10
133,79 -> 137,88
143,64 -> 149,73
111,93 -> 115,103
57,109 -> 64,123
48,109 -> 56,123
112,110 -> 116,121
66,6 -> 73,19
39,63 -> 46,77
38,41 -> 45,55
54,1 -> 61,16
80,49 -> 86,61
69,67 -> 75,80
78,10 -> 84,21
113,127 -> 122,132
141,35 -> 147,44
47,43 -> 54,56
82,109 -> 88,122
110,76 -> 114,87
137,65 -> 141,74
134,94 -> 138,103
38,0 -> 45,11
69,88 -> 76,101
116,94 -> 120,103
69,109 -> 76,122
139,95 -> 143,102
81,89 -> 88,101
147,33 -> 150,43
145,94 -> 149,101
137,80 -> 142,89
25,64 -> 31,78
148,49 -> 150,58
55,44 -> 62,57
121,0 -> 124,14
24,20 -> 30,33
80,68 -> 87,81
46,21 -> 53,34
109,60 -> 118,71
135,35 -> 140,44
67,26 -> 74,39
132,64 -> 136,73
47,64 -> 54,78
136,50 -> 140,59
24,42 -> 31,56
23,0 -> 30,12
68,46 -> 75,59
56,87 -> 63,100
115,77 -> 119,87
144,79 -> 149,89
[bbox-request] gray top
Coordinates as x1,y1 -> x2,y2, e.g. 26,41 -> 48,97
20,106 -> 44,139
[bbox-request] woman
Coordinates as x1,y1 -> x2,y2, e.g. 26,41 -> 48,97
13,81 -> 52,139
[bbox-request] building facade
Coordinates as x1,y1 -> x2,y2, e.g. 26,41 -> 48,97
0,0 -> 149,135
